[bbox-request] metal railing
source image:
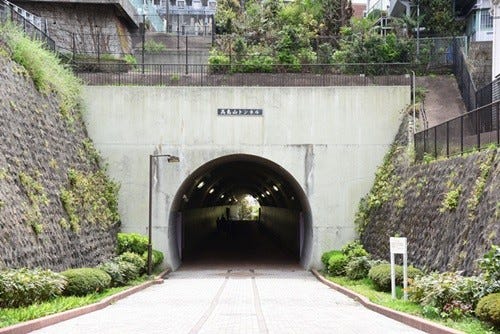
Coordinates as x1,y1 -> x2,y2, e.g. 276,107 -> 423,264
414,100 -> 500,160
0,0 -> 55,51
72,63 -> 413,86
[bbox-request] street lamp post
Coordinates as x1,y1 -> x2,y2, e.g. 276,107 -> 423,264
148,154 -> 180,275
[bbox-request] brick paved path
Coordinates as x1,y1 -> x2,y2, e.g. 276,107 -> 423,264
33,266 -> 424,334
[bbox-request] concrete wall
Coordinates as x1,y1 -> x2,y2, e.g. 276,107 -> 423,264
260,206 -> 300,258
82,85 -> 410,269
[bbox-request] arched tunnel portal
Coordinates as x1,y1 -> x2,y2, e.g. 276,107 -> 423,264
169,154 -> 313,268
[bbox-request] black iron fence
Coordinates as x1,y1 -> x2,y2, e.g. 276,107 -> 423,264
73,62 -> 413,86
0,0 -> 55,51
414,100 -> 500,160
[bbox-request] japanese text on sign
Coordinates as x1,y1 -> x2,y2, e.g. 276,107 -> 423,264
217,108 -> 263,116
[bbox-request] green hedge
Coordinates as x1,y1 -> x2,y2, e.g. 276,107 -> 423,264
117,232 -> 148,255
321,250 -> 341,268
99,260 -> 140,286
118,252 -> 146,273
368,263 -> 423,292
345,256 -> 371,280
61,268 -> 111,296
142,249 -> 164,270
0,268 -> 66,307
475,293 -> 500,328
327,253 -> 348,276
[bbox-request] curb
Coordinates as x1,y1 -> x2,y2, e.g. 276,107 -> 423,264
0,270 -> 170,334
311,269 -> 464,334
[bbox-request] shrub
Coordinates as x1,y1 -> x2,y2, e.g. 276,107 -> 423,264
475,293 -> 500,328
321,250 -> 341,268
141,249 -> 165,270
61,268 -> 111,296
409,272 -> 486,312
118,252 -> 146,273
368,263 -> 422,292
99,260 -> 140,286
479,245 -> 500,282
345,256 -> 371,280
341,240 -> 369,260
117,232 -> 148,255
327,253 -> 348,276
0,268 -> 66,307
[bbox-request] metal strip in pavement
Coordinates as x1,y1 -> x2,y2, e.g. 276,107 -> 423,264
188,270 -> 230,334
251,270 -> 269,334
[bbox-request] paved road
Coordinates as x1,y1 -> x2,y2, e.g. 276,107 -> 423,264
33,266 -> 425,334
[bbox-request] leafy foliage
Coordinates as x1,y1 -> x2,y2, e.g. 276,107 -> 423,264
418,0 -> 463,36
408,272 -> 486,317
98,260 -> 140,287
0,22 -> 81,123
18,171 -> 49,234
321,250 -> 341,268
345,256 -> 371,280
0,268 -> 66,308
368,263 -> 423,292
117,232 -> 149,255
118,252 -> 146,273
61,268 -> 111,296
143,39 -> 166,53
475,293 -> 500,328
327,253 -> 348,276
60,168 -> 120,232
341,240 -> 369,260
142,249 -> 165,270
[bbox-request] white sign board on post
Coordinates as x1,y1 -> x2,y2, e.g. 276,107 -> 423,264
390,237 -> 408,301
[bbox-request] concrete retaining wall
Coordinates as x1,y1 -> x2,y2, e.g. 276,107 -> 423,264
82,85 -> 410,269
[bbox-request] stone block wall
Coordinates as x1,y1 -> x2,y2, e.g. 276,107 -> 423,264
360,121 -> 499,275
0,52 -> 117,271
14,2 -> 134,56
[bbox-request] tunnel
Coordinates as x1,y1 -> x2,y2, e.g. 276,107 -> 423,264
168,154 -> 313,268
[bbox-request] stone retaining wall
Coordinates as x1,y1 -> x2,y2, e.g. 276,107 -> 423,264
361,121 -> 499,275
0,53 -> 117,271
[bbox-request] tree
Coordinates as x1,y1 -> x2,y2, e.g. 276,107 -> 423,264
418,0 -> 462,36
317,0 -> 353,36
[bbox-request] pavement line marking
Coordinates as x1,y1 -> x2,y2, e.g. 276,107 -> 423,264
251,270 -> 269,334
188,270 -> 230,334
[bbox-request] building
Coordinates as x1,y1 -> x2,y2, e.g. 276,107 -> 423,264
155,0 -> 216,35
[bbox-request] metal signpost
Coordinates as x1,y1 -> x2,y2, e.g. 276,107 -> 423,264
390,237 -> 408,300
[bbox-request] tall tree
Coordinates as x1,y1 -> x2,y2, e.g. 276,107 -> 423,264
318,0 -> 353,36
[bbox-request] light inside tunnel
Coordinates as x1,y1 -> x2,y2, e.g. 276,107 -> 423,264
168,154 -> 313,269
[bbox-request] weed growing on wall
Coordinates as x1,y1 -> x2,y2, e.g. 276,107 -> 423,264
0,22 -> 81,124
355,145 -> 404,233
467,150 -> 496,220
440,171 -> 462,213
60,169 -> 120,233
18,171 -> 49,234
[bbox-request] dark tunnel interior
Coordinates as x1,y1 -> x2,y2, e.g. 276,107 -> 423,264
169,154 -> 312,267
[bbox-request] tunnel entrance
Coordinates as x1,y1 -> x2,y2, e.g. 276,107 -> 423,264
169,154 -> 312,268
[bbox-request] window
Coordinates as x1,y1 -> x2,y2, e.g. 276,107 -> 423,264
480,9 -> 493,30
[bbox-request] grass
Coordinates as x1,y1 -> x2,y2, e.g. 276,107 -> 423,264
0,276 -> 148,328
326,274 -> 499,334
0,22 -> 82,124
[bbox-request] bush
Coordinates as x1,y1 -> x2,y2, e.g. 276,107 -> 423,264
118,252 -> 146,273
99,260 -> 140,286
321,250 -> 341,268
117,232 -> 148,255
341,240 -> 369,260
408,272 -> 486,312
142,249 -> 164,270
61,268 -> 111,296
479,245 -> 500,282
0,268 -> 67,307
368,263 -> 422,292
327,253 -> 348,276
345,256 -> 371,280
475,293 -> 500,328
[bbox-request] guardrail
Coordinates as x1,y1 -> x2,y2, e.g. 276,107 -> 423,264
414,100 -> 500,161
72,62 -> 414,86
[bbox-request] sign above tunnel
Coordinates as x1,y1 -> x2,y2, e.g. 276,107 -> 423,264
217,108 -> 263,116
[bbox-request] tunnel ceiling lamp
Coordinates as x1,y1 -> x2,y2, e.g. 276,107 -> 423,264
273,185 -> 279,192
291,196 -> 295,200
261,193 -> 265,198
220,194 -> 225,199
265,190 -> 271,196
197,181 -> 205,189
208,188 -> 215,194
